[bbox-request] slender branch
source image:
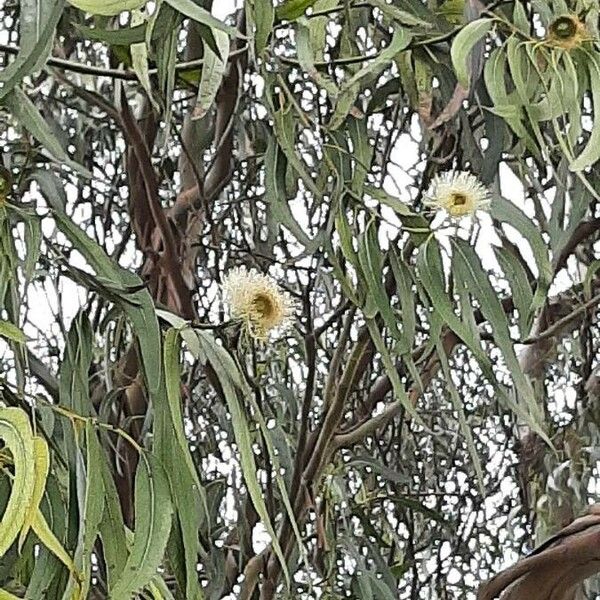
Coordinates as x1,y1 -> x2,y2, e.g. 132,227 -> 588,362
27,351 -> 59,401
312,300 -> 352,339
332,331 -> 459,449
0,43 -> 248,81
520,292 -> 600,345
304,327 -> 374,481
169,44 -> 247,223
119,94 -> 179,267
552,218 -> 600,273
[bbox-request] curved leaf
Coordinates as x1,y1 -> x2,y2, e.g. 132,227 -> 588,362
165,0 -> 238,35
34,171 -> 162,395
0,0 -> 64,99
196,331 -> 291,587
490,195 -> 552,317
570,53 -> 600,171
18,436 -> 50,550
109,454 -> 173,599
451,18 -> 493,89
0,321 -> 25,344
3,90 -> 91,178
32,511 -> 79,581
67,0 -> 146,15
0,407 -> 36,556
158,329 -> 206,600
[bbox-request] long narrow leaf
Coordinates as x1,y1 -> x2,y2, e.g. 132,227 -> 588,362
109,454 -> 173,599
196,331 -> 291,587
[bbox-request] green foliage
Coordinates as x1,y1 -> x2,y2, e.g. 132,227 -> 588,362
0,0 -> 599,598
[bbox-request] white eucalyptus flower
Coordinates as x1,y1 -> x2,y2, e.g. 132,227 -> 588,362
221,267 -> 295,341
423,170 -> 490,218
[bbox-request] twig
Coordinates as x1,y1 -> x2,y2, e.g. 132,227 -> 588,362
520,292 -> 600,345
0,43 -> 248,81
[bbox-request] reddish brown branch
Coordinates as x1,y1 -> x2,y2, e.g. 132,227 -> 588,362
478,506 -> 600,600
119,95 -> 178,266
169,39 -> 246,225
553,218 -> 600,273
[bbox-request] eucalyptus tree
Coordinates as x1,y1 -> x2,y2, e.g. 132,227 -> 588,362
0,0 -> 599,598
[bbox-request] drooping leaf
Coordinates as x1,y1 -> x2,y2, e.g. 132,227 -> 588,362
33,170 -> 162,394
570,52 -> 600,171
368,0 -> 423,25
450,18 -> 493,89
74,23 -> 147,45
130,11 -> 156,107
18,436 -> 50,550
357,222 -> 385,319
2,89 -> 91,178
58,312 -> 94,417
25,473 -> 71,598
364,185 -> 431,245
166,0 -> 238,35
64,424 -> 106,599
296,20 -> 339,97
365,573 -> 397,600
452,238 -> 536,406
195,331 -> 291,587
329,28 -> 412,129
276,0 -> 318,21
270,104 -> 322,198
365,320 -> 423,426
67,0 -> 146,15
0,407 -> 36,556
491,194 -> 552,317
109,454 -> 173,599
195,30 -> 230,119
18,209 -> 42,283
150,3 -> 182,140
505,36 -> 546,154
0,321 -> 25,344
97,446 -> 129,590
483,47 -> 538,152
156,329 -> 207,600
308,0 -> 338,62
389,249 -> 416,354
417,236 -> 550,444
347,117 -> 372,196
0,0 -> 65,98
32,511 -> 79,585
494,246 -> 534,338
264,138 -> 319,250
254,0 -> 275,53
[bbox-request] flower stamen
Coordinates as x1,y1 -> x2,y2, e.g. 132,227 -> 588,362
221,267 -> 295,341
423,170 -> 490,219
253,294 -> 276,319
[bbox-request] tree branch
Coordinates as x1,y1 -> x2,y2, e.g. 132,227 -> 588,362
478,506 -> 600,600
0,43 -> 248,81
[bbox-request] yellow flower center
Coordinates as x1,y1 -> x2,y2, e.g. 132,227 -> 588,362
447,192 -> 473,216
451,192 -> 467,206
253,293 -> 276,320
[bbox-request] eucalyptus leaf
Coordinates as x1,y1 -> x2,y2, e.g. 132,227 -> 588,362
166,0 -> 238,36
0,0 -> 64,98
109,454 -> 173,599
451,18 -> 493,89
